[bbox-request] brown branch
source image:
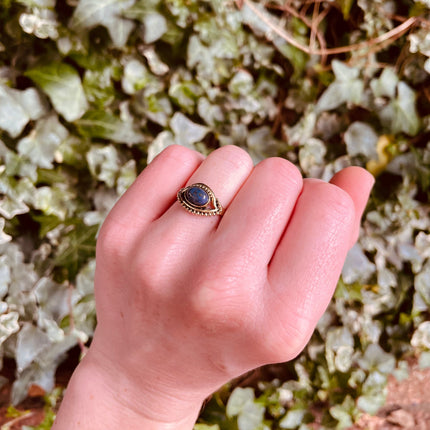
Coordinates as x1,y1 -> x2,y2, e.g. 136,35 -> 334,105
267,2 -> 329,64
2,412 -> 35,430
241,0 -> 417,57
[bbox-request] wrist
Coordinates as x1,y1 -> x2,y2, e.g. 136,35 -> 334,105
53,346 -> 203,430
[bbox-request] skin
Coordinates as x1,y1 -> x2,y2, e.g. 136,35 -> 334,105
53,145 -> 375,429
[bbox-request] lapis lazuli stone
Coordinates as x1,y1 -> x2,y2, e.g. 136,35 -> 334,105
186,186 -> 209,207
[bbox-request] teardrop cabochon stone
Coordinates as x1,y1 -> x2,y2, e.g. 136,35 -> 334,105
186,186 -> 210,207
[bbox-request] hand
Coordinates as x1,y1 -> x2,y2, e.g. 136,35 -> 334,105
53,145 -> 374,429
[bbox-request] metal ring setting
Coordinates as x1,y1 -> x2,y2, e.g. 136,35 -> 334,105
177,183 -> 224,216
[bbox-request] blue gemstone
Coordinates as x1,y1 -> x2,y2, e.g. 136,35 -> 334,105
186,186 -> 209,207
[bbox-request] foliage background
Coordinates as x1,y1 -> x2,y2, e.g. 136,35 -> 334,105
1,0 -> 430,428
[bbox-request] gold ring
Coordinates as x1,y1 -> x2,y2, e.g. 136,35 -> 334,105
177,183 -> 224,216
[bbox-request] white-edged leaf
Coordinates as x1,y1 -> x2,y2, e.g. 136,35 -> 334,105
76,110 -> 144,144
0,312 -> 20,345
0,85 -> 47,137
86,144 -> 120,187
370,68 -> 398,98
17,114 -> 68,168
71,0 -> 136,48
26,62 -> 88,121
0,218 -> 12,245
143,12 -> 167,43
344,122 -> 378,159
332,59 -> 360,81
237,401 -> 265,430
280,409 -> 306,429
170,112 -> 209,146
226,387 -> 255,417
16,323 -> 51,372
379,82 -> 420,135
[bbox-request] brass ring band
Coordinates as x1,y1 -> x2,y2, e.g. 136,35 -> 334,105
177,183 -> 224,216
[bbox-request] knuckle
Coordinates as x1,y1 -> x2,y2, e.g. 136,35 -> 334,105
161,144 -> 201,164
191,280 -> 252,332
323,183 -> 355,221
257,157 -> 303,191
96,219 -> 130,263
262,313 -> 312,363
307,181 -> 355,222
214,145 -> 254,172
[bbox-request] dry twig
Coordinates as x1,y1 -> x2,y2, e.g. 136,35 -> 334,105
240,0 -> 418,58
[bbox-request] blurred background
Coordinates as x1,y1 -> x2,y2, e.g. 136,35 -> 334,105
0,0 -> 429,428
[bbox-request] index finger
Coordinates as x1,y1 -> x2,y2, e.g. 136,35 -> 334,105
103,145 -> 204,232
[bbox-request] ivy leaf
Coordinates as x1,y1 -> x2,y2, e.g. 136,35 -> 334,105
357,344 -> 395,374
336,0 -> 355,19
316,60 -> 364,112
0,312 -> 20,346
329,395 -> 357,428
344,122 -> 378,159
76,111 -> 144,144
71,0 -> 136,48
237,401 -> 265,430
16,323 -> 51,372
34,185 -> 77,221
226,387 -> 255,417
143,12 -> 167,43
279,408 -> 306,429
17,115 -> 68,169
370,67 -> 398,98
86,144 -> 120,187
170,112 -> 209,147
26,62 -> 88,122
379,82 -> 420,135
0,218 -> 12,245
0,85 -> 47,137
54,223 -> 98,279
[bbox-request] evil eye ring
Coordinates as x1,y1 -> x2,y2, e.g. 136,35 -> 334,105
177,183 -> 224,216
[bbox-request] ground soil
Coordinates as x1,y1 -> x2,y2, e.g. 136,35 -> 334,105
1,355 -> 429,429
351,362 -> 430,430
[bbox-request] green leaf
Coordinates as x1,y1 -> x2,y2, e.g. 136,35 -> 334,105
344,122 -> 378,159
16,0 -> 56,8
379,82 -> 420,135
329,395 -> 356,429
71,0 -> 136,48
143,12 -> 167,43
336,0 -> 355,19
0,84 -> 47,137
121,59 -> 154,95
16,323 -> 51,372
0,217 -> 12,245
170,112 -> 209,147
194,425 -> 220,430
33,185 -> 77,221
26,62 -> 88,122
237,401 -> 265,430
86,144 -> 120,187
17,115 -> 68,169
357,344 -> 395,374
370,68 -> 398,98
411,321 -> 430,350
316,61 -> 364,112
54,223 -> 98,279
279,409 -> 306,429
226,387 -> 255,417
0,312 -> 20,345
75,111 -> 144,144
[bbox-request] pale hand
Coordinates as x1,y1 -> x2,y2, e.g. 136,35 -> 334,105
53,145 -> 374,429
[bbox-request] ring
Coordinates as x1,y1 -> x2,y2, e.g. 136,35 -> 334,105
177,183 -> 224,216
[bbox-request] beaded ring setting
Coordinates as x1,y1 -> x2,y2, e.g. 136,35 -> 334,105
177,183 -> 224,216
